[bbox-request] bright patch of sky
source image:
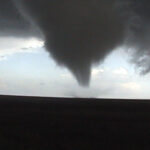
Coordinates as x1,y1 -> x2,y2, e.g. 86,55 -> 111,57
0,37 -> 150,99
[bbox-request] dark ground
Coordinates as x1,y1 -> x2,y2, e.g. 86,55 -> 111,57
0,95 -> 150,149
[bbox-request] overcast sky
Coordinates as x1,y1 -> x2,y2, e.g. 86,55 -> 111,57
0,37 -> 150,99
1,1 -> 150,99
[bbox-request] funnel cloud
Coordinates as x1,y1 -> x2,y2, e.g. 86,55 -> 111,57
1,0 -> 150,85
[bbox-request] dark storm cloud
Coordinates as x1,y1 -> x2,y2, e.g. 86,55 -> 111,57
123,0 -> 150,75
1,0 -> 150,85
0,0 -> 40,37
14,0 -> 124,86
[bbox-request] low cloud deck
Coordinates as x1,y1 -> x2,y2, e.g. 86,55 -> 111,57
0,95 -> 150,149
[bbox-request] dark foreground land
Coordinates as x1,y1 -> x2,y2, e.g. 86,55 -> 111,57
0,95 -> 150,149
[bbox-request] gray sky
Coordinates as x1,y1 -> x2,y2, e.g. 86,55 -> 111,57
1,0 -> 150,99
0,37 -> 150,99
